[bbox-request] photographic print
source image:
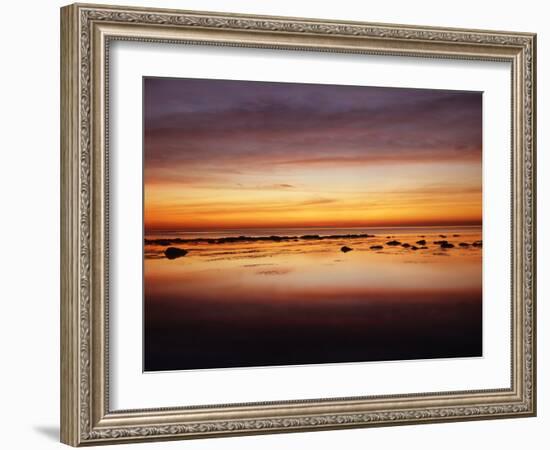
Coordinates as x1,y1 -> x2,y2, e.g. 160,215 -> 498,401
143,77 -> 483,372
61,6 -> 536,444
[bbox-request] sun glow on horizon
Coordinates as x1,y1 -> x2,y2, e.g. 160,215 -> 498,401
144,78 -> 482,232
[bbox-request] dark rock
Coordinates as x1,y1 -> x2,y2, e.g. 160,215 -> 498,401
411,246 -> 419,250
472,240 -> 483,247
301,234 -> 321,240
164,247 -> 188,259
328,233 -> 372,239
420,246 -> 428,249
340,246 -> 353,253
439,235 -> 447,238
217,237 -> 239,243
386,240 -> 401,246
440,242 -> 455,249
370,245 -> 383,250
453,234 -> 460,237
153,239 -> 172,246
459,242 -> 470,247
433,240 -> 448,245
416,239 -> 426,245
401,243 -> 411,248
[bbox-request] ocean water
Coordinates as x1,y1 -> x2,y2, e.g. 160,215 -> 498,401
145,225 -> 480,240
144,226 -> 482,371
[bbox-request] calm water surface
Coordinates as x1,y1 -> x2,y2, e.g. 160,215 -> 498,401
144,226 -> 482,371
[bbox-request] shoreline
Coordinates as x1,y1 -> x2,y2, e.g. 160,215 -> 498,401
145,233 -> 376,246
144,232 -> 482,249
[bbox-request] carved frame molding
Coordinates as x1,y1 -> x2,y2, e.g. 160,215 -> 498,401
61,3 -> 536,446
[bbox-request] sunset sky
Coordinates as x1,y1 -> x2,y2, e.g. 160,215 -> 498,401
143,77 -> 482,231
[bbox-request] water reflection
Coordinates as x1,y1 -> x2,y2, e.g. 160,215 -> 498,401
144,227 -> 482,371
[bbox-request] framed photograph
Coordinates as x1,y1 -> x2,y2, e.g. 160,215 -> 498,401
60,3 -> 537,446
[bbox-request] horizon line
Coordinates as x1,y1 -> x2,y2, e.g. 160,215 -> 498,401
144,223 -> 482,233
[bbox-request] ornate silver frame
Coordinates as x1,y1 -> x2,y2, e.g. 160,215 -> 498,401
60,2 -> 536,446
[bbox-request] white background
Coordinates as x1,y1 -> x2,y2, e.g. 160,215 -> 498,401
0,1 -> 547,449
111,42 -> 511,409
